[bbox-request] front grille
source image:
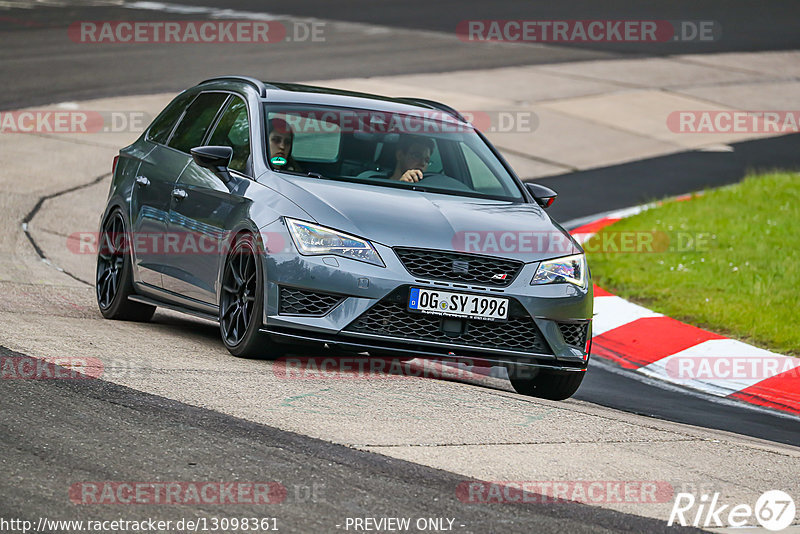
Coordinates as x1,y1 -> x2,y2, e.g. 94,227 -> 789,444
394,247 -> 523,287
558,322 -> 589,348
344,289 -> 551,354
279,287 -> 344,316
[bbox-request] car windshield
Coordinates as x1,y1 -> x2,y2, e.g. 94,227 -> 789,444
263,104 -> 524,201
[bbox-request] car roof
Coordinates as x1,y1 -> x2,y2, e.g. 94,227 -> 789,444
197,76 -> 471,125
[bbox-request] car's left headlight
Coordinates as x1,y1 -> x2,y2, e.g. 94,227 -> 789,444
285,218 -> 384,267
531,253 -> 587,287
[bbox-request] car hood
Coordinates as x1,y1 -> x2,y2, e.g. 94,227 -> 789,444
268,175 -> 580,262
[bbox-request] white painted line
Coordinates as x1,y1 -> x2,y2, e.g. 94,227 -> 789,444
571,232 -> 595,245
126,1 -> 279,19
591,295 -> 662,336
604,204 -> 652,220
698,144 -> 734,152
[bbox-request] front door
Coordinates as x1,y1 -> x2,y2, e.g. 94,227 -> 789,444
129,145 -> 189,288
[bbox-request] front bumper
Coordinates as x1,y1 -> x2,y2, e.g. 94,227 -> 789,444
259,219 -> 593,370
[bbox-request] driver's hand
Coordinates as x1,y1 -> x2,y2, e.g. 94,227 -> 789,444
399,169 -> 423,183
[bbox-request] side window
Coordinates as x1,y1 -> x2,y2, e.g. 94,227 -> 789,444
167,93 -> 228,154
207,97 -> 250,174
146,91 -> 194,144
460,142 -> 505,195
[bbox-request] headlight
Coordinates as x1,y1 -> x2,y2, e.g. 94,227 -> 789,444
531,253 -> 587,287
285,218 -> 384,267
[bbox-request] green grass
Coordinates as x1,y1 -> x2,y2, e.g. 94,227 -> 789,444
585,171 -> 800,356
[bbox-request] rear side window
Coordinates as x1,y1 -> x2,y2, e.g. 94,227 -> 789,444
207,97 -> 250,174
168,93 -> 228,153
146,91 -> 194,144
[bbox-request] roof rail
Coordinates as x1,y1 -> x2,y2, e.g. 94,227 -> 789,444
396,97 -> 469,123
199,76 -> 268,97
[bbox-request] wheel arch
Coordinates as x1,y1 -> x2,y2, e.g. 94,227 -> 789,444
215,221 -> 266,305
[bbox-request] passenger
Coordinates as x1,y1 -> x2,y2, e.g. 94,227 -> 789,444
389,135 -> 435,183
268,118 -> 303,172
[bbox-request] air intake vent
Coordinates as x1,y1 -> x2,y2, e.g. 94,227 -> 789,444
557,322 -> 589,348
279,287 -> 344,316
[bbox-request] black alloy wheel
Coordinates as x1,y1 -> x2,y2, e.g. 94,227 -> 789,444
220,233 -> 285,359
96,209 -> 155,321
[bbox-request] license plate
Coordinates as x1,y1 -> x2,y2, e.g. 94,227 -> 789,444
408,287 -> 508,321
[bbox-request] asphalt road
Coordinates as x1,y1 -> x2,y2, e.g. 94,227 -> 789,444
2,347 -> 698,534
164,0 -> 800,54
0,3 -> 612,111
4,0 -> 800,110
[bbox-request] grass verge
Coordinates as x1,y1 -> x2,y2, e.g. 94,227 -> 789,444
585,171 -> 799,356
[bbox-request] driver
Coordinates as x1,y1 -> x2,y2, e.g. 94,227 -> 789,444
268,118 -> 303,173
389,134 -> 434,183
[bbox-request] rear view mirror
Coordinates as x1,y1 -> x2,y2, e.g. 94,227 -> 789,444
525,182 -> 557,208
191,145 -> 233,183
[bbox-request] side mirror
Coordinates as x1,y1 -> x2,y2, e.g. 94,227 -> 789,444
525,182 -> 557,208
190,145 -> 233,183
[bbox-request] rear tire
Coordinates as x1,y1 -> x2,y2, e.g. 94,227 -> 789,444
219,233 -> 286,359
96,209 -> 155,322
509,367 -> 585,400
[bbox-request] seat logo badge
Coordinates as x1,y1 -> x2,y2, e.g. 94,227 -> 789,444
492,273 -> 508,281
452,260 -> 469,273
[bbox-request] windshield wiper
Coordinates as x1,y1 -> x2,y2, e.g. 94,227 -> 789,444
271,168 -> 324,179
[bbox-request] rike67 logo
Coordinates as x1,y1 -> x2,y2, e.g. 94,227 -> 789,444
668,490 -> 796,531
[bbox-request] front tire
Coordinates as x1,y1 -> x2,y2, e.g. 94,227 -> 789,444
96,209 -> 155,322
509,367 -> 585,400
219,233 -> 286,359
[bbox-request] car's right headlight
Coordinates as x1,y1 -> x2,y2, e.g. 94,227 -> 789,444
285,218 -> 384,267
530,253 -> 587,287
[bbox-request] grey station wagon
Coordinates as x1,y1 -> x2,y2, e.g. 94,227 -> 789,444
96,76 -> 593,400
